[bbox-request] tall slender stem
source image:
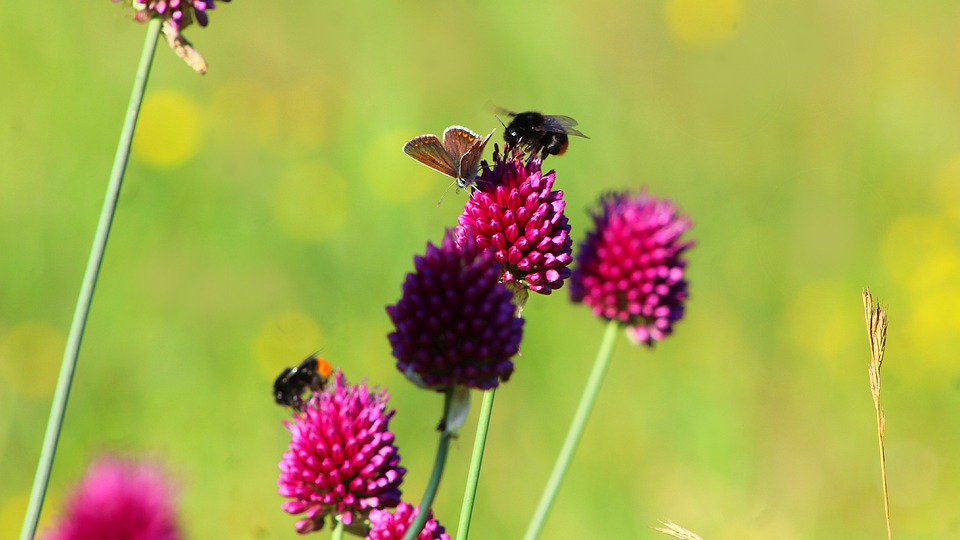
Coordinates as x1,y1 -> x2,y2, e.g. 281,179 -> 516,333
455,388 -> 496,540
523,320 -> 620,540
19,18 -> 161,540
401,388 -> 456,540
331,518 -> 345,540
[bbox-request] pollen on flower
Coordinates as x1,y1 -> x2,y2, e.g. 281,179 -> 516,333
570,190 -> 694,346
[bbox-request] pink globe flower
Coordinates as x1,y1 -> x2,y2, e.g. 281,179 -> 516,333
367,503 -> 450,540
570,190 -> 694,346
456,146 -> 572,296
42,456 -> 181,540
278,370 -> 405,534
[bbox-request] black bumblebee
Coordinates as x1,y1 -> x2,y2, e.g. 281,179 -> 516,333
273,354 -> 332,411
498,110 -> 588,157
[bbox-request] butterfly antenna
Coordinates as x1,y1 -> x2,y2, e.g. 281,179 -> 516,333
436,180 -> 458,208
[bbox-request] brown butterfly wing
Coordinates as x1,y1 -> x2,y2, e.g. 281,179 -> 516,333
442,126 -> 482,161
403,134 -> 458,177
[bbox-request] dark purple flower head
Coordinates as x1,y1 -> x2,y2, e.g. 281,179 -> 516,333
116,0 -> 230,30
278,370 -> 405,534
570,190 -> 694,346
366,503 -> 450,540
387,230 -> 524,390
42,456 -> 181,540
455,146 -> 573,295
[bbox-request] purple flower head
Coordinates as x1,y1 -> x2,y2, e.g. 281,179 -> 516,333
115,0 -> 230,30
455,146 -> 573,295
42,456 -> 181,540
278,370 -> 405,534
387,230 -> 524,391
570,190 -> 694,346
366,503 -> 450,540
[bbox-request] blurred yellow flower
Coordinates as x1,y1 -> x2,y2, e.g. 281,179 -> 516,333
0,493 -> 31,538
253,310 -> 325,379
665,0 -> 741,47
0,322 -> 64,398
882,214 -> 960,378
881,214 -> 958,291
132,89 -> 203,167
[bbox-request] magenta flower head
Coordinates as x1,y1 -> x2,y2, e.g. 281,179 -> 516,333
570,190 -> 694,346
455,146 -> 573,296
366,503 -> 450,540
387,230 -> 524,391
117,0 -> 230,30
278,370 -> 405,534
42,456 -> 181,540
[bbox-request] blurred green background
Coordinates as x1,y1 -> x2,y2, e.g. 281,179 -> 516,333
3,0 -> 960,538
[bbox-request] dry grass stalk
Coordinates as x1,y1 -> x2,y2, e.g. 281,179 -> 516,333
655,520 -> 704,540
862,288 -> 891,540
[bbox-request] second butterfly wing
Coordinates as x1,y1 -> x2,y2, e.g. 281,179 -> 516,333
441,126 -> 494,187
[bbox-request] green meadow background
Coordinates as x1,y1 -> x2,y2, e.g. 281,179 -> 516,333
3,0 -> 960,538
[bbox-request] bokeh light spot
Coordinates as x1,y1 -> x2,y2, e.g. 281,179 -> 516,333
365,130 -> 437,203
902,282 -> 960,377
0,494 -> 31,537
881,214 -> 957,289
0,322 -> 64,397
131,89 -> 202,167
665,0 -> 741,47
253,310 -> 325,379
881,214 -> 960,378
270,160 -> 347,243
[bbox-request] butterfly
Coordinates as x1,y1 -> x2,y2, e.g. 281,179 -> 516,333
402,126 -> 495,189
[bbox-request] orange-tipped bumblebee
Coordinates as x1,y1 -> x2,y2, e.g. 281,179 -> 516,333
274,354 -> 332,411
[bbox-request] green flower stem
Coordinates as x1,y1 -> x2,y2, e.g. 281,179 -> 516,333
455,387 -> 496,540
523,320 -> 620,540
19,18 -> 161,540
401,388 -> 456,540
332,519 -> 345,540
